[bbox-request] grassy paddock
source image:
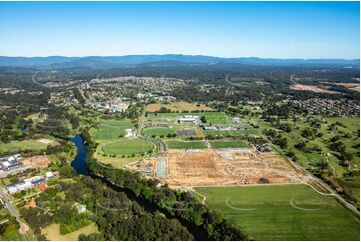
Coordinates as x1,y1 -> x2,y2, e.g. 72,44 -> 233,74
195,184 -> 359,241
41,223 -> 98,241
166,140 -> 207,149
0,139 -> 53,154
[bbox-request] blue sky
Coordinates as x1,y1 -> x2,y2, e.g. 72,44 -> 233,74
0,1 -> 359,58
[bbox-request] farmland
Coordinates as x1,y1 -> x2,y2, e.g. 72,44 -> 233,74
195,184 -> 360,241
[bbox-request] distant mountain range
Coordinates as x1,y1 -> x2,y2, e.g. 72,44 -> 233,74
0,54 -> 359,68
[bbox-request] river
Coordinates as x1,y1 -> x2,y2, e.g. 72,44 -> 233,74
69,134 -> 90,176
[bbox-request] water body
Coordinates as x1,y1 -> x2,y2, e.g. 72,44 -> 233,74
69,134 -> 89,176
68,133 -> 210,240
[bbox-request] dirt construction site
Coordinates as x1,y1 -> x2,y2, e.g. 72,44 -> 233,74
132,148 -> 307,187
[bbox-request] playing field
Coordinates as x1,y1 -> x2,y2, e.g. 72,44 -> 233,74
166,140 -> 207,149
210,140 -> 249,149
200,112 -> 232,124
143,127 -> 174,137
93,119 -> 134,141
101,138 -> 153,156
195,184 -> 360,241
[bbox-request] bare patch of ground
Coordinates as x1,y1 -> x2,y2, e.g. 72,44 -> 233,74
139,149 -> 306,186
21,155 -> 50,168
38,138 -> 53,144
290,84 -> 339,94
146,101 -> 213,112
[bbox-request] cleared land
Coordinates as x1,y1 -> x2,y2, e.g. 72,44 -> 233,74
157,149 -> 305,186
146,101 -> 213,112
101,139 -> 153,156
290,84 -> 339,94
41,223 -> 98,241
21,155 -> 50,168
210,140 -> 249,149
195,184 -> 360,241
165,140 -> 207,149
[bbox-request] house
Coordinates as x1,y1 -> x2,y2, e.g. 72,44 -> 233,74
6,175 -> 47,194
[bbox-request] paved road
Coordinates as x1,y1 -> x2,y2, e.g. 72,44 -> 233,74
0,186 -> 30,240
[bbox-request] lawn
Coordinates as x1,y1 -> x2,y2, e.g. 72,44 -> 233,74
101,139 -> 153,156
210,140 -> 249,149
41,223 -> 98,241
166,140 -> 207,149
199,112 -> 232,124
143,127 -> 174,137
0,139 -> 51,155
195,184 -> 360,241
93,119 -> 134,141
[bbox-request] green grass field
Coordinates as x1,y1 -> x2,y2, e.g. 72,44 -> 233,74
0,139 -> 51,155
195,184 -> 360,241
42,223 -> 98,241
143,127 -> 174,137
166,140 -> 207,149
93,119 -> 134,141
101,139 -> 153,156
210,140 -> 249,149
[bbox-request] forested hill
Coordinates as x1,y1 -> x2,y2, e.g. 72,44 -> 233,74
0,55 -> 359,68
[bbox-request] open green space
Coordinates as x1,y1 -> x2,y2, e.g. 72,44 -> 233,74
210,140 -> 249,149
93,119 -> 134,141
165,140 -> 207,149
101,139 -> 153,156
143,127 -> 174,137
41,223 -> 98,241
0,139 -> 52,155
195,184 -> 360,241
